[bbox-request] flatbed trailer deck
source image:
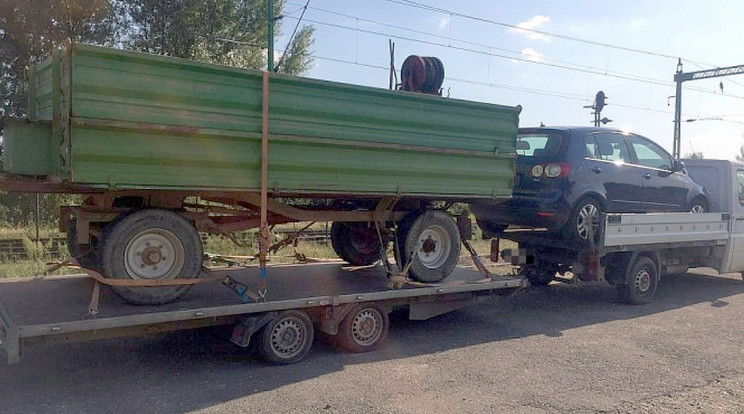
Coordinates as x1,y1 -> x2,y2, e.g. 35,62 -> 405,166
0,263 -> 525,365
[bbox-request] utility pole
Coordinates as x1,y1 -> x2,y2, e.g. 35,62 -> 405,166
672,60 -> 744,159
267,0 -> 274,72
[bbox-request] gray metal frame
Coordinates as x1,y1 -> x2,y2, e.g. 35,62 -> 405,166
0,273 -> 525,364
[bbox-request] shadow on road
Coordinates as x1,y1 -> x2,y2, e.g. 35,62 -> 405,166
1,270 -> 742,413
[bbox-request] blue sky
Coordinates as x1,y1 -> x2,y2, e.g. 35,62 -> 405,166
276,0 -> 744,160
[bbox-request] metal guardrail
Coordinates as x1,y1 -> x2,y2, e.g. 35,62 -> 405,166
0,237 -> 66,260
0,227 -> 332,261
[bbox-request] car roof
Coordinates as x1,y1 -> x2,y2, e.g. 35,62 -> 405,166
518,126 -> 631,135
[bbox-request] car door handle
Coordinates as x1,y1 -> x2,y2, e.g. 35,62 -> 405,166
643,173 -> 651,180
591,167 -> 602,174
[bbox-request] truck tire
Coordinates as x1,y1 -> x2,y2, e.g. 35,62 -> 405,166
101,209 -> 203,305
617,256 -> 658,304
399,211 -> 461,283
257,310 -> 315,364
330,222 -> 381,266
334,303 -> 389,353
523,266 -> 554,286
66,218 -> 103,272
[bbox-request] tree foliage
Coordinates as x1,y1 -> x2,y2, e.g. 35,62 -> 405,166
0,0 -> 117,117
684,151 -> 704,159
116,0 -> 314,73
736,146 -> 744,163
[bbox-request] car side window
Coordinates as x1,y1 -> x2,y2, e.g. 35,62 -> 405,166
584,135 -> 599,159
588,133 -> 631,163
737,170 -> 744,206
628,135 -> 674,170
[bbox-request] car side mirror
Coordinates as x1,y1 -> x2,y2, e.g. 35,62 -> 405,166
672,160 -> 685,172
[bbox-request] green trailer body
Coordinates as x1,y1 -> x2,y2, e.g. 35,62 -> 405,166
4,44 -> 519,199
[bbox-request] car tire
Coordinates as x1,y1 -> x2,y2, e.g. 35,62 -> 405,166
567,197 -> 604,243
688,199 -> 708,213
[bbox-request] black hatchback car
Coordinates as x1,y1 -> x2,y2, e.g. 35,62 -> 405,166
471,126 -> 709,241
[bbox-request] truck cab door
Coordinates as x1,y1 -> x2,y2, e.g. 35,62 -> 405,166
727,168 -> 744,272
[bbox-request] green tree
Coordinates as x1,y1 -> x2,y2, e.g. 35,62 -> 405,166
117,0 -> 314,74
736,145 -> 744,162
0,0 -> 116,117
684,151 -> 704,159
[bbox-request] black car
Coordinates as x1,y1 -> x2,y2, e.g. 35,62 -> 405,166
471,126 -> 709,241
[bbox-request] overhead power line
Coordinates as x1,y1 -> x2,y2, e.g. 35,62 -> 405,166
286,14 -> 744,101
380,0 -> 713,67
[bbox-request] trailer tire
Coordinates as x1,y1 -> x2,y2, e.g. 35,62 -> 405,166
101,209 -> 203,305
399,211 -> 460,283
257,310 -> 315,364
330,222 -> 381,266
617,256 -> 658,304
335,303 -> 389,353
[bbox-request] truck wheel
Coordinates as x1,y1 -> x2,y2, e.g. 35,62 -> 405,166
617,256 -> 658,304
66,218 -> 103,272
330,222 -> 381,265
399,211 -> 461,283
101,209 -> 203,305
335,303 -> 389,353
257,310 -> 314,364
523,266 -> 554,286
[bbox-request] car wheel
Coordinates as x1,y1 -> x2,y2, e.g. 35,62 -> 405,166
688,199 -> 707,213
568,197 -> 604,243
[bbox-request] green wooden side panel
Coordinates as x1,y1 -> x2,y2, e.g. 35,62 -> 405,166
19,44 -> 519,198
2,120 -> 52,176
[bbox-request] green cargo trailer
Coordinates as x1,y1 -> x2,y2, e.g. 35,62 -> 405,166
1,44 -> 520,305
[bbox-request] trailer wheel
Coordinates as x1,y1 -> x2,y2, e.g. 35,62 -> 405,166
330,222 -> 381,265
617,256 -> 658,304
101,209 -> 203,305
335,303 -> 390,353
66,218 -> 103,272
399,211 -> 461,283
257,310 -> 315,364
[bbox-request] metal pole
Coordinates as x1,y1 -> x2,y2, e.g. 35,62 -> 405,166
267,0 -> 274,72
35,194 -> 40,247
673,59 -> 683,159
259,71 -> 270,301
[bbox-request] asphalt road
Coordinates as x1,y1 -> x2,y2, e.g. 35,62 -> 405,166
2,270 -> 744,413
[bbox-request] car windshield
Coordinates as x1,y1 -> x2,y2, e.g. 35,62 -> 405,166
516,133 -> 563,157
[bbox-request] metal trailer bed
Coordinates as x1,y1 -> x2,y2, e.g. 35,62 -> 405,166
0,263 -> 525,364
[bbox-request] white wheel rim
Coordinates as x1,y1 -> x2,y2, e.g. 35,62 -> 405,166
690,205 -> 704,213
416,225 -> 452,269
351,308 -> 384,346
124,228 -> 186,280
577,204 -> 599,240
270,317 -> 308,359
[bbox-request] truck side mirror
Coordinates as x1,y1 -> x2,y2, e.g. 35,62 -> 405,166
672,160 -> 685,172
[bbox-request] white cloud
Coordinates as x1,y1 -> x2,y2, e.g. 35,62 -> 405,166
509,15 -> 551,41
521,48 -> 543,62
436,16 -> 450,30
